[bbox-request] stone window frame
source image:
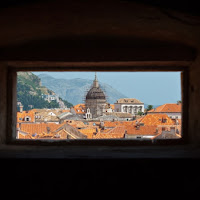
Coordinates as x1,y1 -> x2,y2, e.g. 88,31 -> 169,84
6,61 -> 189,146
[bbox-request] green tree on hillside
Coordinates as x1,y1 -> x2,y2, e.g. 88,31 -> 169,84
17,72 -> 73,110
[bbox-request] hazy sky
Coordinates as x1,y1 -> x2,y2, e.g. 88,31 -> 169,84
33,71 -> 181,105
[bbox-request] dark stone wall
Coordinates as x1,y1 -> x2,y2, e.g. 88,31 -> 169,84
1,158 -> 199,197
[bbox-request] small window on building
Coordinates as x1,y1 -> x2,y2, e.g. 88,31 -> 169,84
26,117 -> 30,121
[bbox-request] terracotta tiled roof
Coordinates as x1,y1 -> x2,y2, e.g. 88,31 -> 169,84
116,98 -> 143,104
17,122 -> 65,135
72,104 -> 86,114
125,125 -> 158,135
17,122 -> 72,139
133,114 -> 175,126
93,126 -> 126,139
69,120 -> 88,128
79,128 -> 97,139
105,112 -> 133,118
104,121 -> 119,127
18,132 -> 32,139
110,104 -> 114,110
88,122 -> 100,127
17,109 -> 37,122
103,121 -> 135,128
148,103 -> 181,113
52,129 -> 68,139
61,109 -> 70,113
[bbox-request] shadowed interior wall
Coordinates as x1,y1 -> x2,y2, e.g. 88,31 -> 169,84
0,0 -> 199,144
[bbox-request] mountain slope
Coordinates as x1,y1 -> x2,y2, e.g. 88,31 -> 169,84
38,74 -> 127,105
17,72 -> 73,110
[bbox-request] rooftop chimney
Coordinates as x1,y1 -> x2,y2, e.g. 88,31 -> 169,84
19,105 -> 23,113
136,123 -> 140,130
156,128 -> 158,133
46,126 -> 51,134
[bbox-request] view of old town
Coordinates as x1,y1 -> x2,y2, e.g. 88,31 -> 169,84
16,71 -> 182,140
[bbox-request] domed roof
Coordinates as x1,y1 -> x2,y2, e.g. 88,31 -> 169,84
86,87 -> 106,100
86,73 -> 106,100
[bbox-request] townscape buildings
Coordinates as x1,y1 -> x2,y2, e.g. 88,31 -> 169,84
16,74 -> 182,141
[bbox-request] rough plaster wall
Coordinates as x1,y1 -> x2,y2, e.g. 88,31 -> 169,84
0,0 -> 199,47
0,0 -> 200,144
189,55 -> 200,143
0,66 -> 7,143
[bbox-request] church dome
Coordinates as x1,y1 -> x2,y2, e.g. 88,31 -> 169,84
86,73 -> 106,100
86,87 -> 106,100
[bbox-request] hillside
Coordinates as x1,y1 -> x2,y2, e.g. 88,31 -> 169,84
17,72 -> 73,110
38,74 -> 127,105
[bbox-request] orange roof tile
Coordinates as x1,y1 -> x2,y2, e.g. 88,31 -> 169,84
17,109 -> 36,123
93,126 -> 126,139
148,103 -> 181,113
103,121 -> 139,128
69,120 -> 88,128
79,128 -> 97,139
125,125 -> 158,135
18,132 -> 32,139
72,104 -> 86,114
17,122 -> 65,135
17,122 -> 69,139
133,114 -> 175,126
116,98 -> 143,104
110,104 -> 115,110
61,109 -> 70,113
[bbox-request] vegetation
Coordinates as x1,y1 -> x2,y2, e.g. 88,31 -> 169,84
137,111 -> 143,116
146,105 -> 153,111
17,72 -> 72,111
59,98 -> 73,108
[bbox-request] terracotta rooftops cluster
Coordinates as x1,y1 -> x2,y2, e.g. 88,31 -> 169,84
16,113 -> 181,140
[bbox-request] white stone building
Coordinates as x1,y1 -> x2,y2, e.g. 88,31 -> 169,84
41,94 -> 59,103
114,98 -> 144,115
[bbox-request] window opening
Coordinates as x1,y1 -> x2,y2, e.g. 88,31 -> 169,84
15,71 -> 183,142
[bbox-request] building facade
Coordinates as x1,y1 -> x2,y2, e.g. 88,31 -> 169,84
114,98 -> 144,115
85,74 -> 107,119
